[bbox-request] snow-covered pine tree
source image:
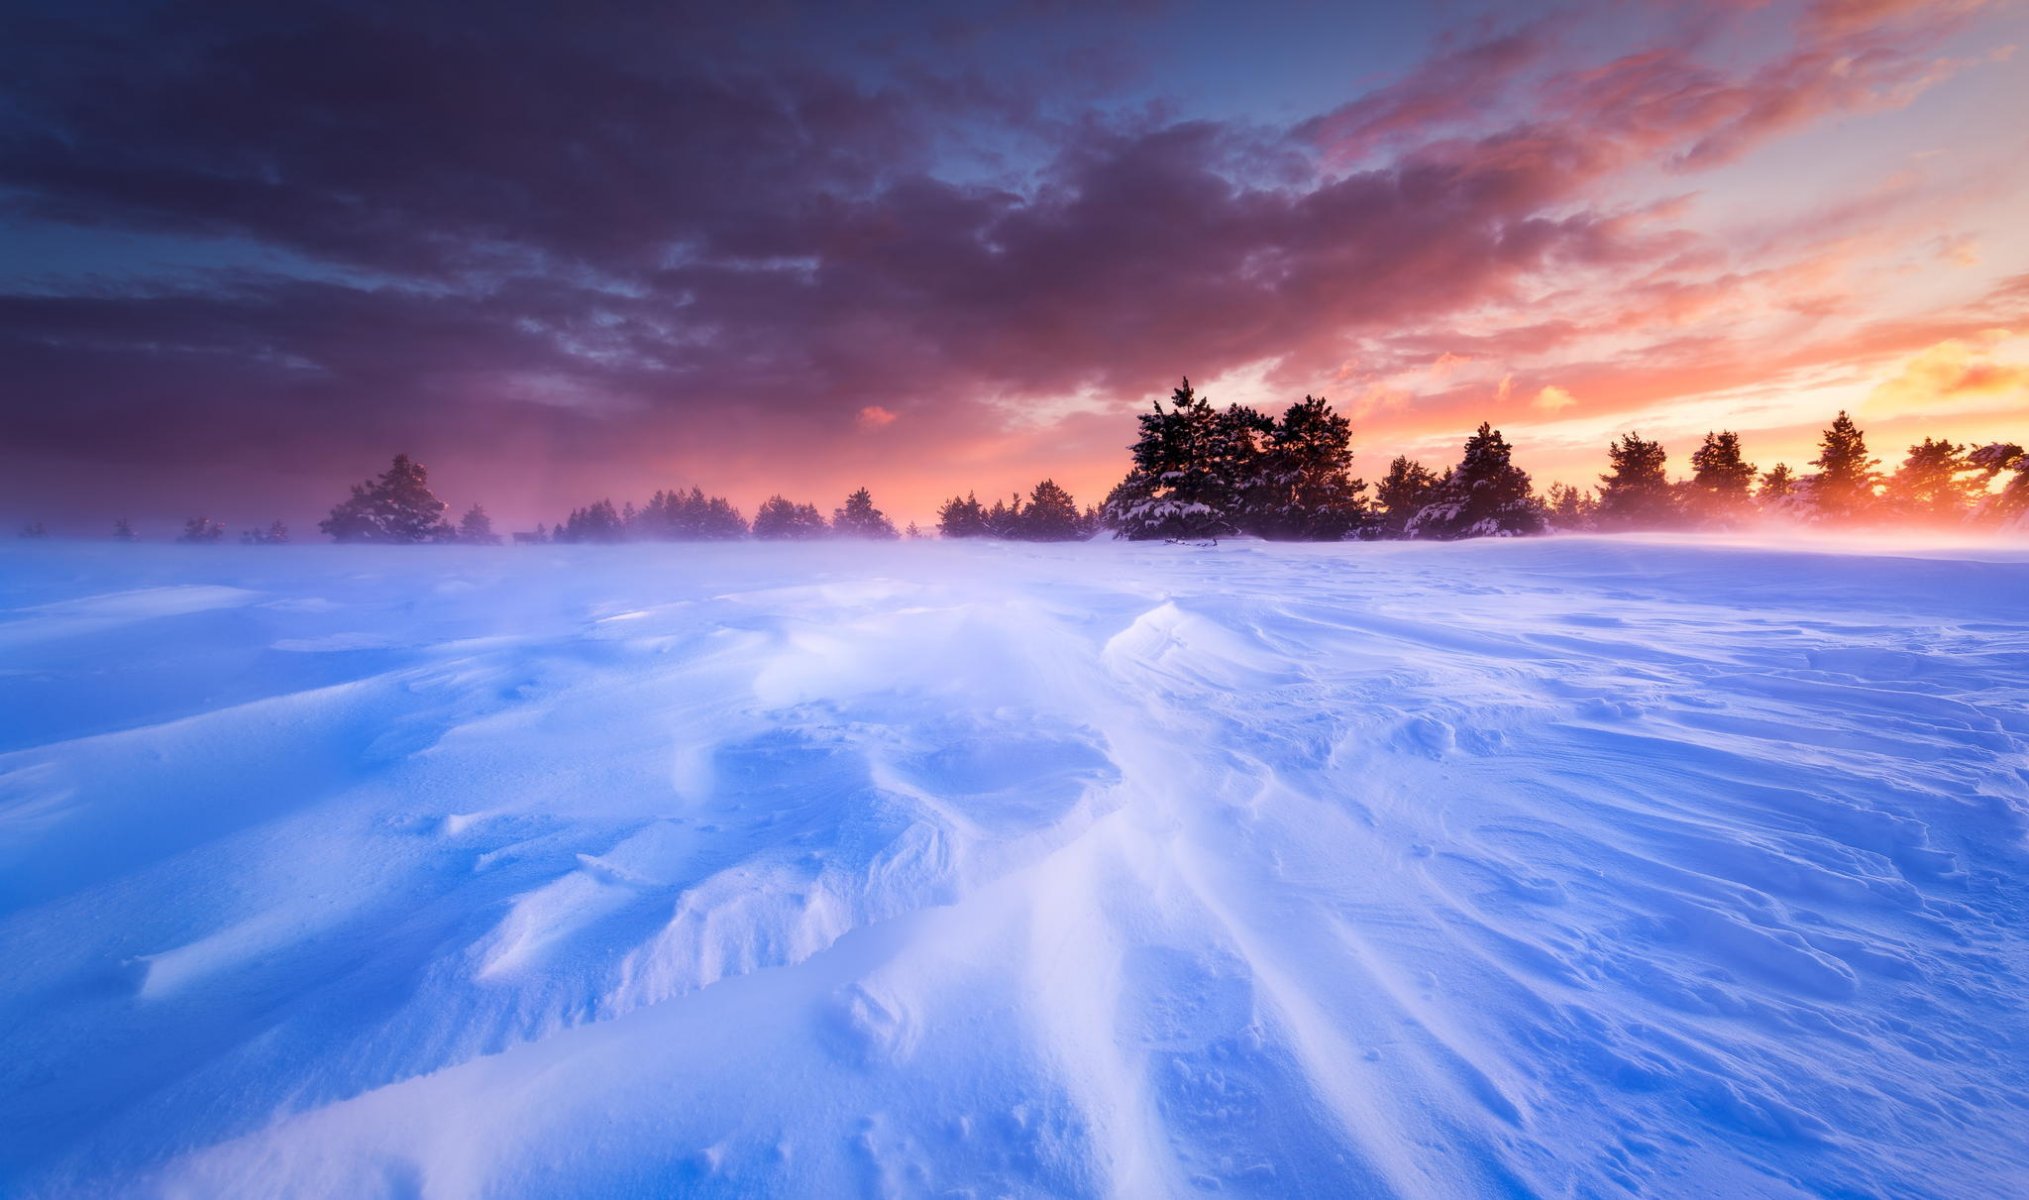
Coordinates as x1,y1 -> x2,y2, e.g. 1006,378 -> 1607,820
832,488 -> 899,539
1373,456 -> 1439,538
1251,395 -> 1368,540
1103,378 -> 1255,540
1596,432 -> 1676,529
1405,423 -> 1546,540
319,453 -> 456,543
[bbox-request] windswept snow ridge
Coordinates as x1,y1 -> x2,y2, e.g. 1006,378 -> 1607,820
2,538 -> 2027,1198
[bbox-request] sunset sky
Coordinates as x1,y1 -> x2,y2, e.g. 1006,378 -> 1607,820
4,0 -> 2027,532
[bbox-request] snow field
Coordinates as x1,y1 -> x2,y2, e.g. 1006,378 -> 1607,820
1,536 -> 2027,1197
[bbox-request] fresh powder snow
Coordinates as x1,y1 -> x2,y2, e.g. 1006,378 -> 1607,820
2,536 -> 2027,1197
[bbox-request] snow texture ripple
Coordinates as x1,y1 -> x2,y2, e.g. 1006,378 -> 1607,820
1,537 -> 2026,1198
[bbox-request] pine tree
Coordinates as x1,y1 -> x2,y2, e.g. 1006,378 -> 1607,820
458,504 -> 502,545
319,453 -> 456,543
1545,483 -> 1598,531
1103,378 -> 1258,540
985,493 -> 1023,538
753,495 -> 830,539
557,499 -> 626,543
1808,411 -> 1880,521
1252,395 -> 1368,540
19,521 -> 48,539
178,517 -> 225,544
1888,439 -> 1980,521
1405,423 -> 1546,539
1015,479 -> 1085,541
632,488 -> 746,539
937,493 -> 988,538
832,488 -> 899,538
112,518 -> 136,542
1968,442 -> 2029,526
1687,431 -> 1756,525
1374,456 -> 1439,538
904,521 -> 923,539
1597,432 -> 1676,529
240,520 -> 289,544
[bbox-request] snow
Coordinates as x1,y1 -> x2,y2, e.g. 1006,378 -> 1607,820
2,536 -> 2028,1198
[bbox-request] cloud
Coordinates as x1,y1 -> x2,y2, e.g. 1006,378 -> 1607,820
1866,332 -> 2029,418
0,0 -> 2018,527
1535,384 -> 1579,412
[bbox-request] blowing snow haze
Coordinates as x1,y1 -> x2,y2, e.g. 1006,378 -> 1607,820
3,0 -> 2028,532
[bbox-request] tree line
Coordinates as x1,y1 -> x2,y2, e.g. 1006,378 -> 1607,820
26,378 -> 2029,543
1093,379 -> 2028,540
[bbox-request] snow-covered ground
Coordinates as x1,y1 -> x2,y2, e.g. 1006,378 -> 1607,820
2,537 -> 2027,1198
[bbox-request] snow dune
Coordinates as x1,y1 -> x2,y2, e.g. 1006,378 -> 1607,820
1,537 -> 2026,1198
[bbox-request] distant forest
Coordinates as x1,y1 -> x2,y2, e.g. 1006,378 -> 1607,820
26,378 -> 2029,544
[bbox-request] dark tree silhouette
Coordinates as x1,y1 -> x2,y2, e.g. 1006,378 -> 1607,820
1105,378 -> 1250,540
753,495 -> 830,539
320,454 -> 456,543
178,517 -> 225,544
1969,443 -> 2028,525
1597,432 -> 1675,529
557,499 -> 625,543
635,487 -> 747,539
985,493 -> 1023,538
1808,411 -> 1879,521
832,488 -> 899,538
1888,439 -> 1980,521
1253,395 -> 1368,540
1759,463 -> 1799,508
112,518 -> 136,542
1545,483 -> 1598,531
458,504 -> 502,545
1406,423 -> 1545,540
937,492 -> 989,538
1013,479 -> 1086,541
1688,431 -> 1756,524
1374,456 -> 1439,538
240,520 -> 289,544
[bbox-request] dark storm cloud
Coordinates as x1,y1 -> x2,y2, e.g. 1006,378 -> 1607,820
0,0 -> 2004,525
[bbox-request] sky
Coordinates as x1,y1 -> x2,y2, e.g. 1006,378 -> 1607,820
3,0 -> 2027,534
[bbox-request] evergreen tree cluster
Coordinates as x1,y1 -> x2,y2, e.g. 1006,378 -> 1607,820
1101,380 -> 1372,540
937,480 -> 1099,541
541,485 -> 902,542
1547,412 -> 2029,533
65,399 -> 2014,547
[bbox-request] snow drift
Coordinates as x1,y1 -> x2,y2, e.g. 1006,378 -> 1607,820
1,536 -> 2026,1197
